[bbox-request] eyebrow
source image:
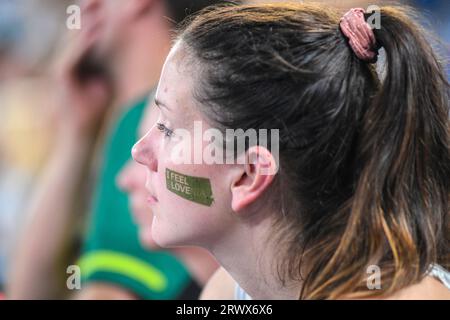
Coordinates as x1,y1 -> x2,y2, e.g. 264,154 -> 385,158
154,98 -> 171,111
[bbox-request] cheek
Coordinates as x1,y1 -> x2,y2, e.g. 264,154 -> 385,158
149,129 -> 235,242
154,163 -> 231,230
153,134 -> 231,211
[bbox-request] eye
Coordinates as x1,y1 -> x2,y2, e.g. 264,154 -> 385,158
156,122 -> 174,138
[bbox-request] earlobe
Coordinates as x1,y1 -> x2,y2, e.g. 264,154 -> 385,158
230,147 -> 277,213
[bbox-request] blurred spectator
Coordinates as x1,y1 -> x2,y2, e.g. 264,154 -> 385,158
0,0 -> 70,291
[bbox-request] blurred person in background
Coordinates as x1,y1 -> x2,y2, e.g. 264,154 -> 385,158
8,0 -> 225,299
0,0 -> 70,294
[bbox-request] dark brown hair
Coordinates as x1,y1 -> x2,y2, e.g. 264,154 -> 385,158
164,0 -> 241,24
178,2 -> 450,299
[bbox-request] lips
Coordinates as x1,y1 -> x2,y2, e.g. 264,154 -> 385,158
147,195 -> 158,205
145,183 -> 158,204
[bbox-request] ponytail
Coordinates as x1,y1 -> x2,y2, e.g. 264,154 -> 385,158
306,6 -> 450,299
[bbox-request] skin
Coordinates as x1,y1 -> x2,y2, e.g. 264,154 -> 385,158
132,41 -> 450,300
118,159 -> 160,248
117,105 -> 219,286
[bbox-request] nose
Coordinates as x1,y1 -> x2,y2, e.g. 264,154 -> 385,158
132,133 -> 158,172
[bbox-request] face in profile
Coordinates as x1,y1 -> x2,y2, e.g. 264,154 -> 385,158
131,38 -> 279,253
131,42 -> 239,250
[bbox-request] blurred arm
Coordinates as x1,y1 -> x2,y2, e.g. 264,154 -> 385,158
8,130 -> 98,299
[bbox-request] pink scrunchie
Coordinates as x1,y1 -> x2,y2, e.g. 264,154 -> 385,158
340,8 -> 378,62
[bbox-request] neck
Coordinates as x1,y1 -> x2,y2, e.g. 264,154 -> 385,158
172,247 -> 220,286
209,215 -> 301,300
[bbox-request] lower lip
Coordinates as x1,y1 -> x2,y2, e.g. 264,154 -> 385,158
147,196 -> 158,205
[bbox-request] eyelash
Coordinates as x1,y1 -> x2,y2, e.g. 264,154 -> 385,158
156,122 -> 174,138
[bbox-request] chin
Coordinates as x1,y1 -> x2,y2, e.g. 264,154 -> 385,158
151,235 -> 180,249
140,239 -> 161,250
136,224 -> 159,249
151,214 -> 204,248
139,234 -> 160,250
151,226 -> 190,249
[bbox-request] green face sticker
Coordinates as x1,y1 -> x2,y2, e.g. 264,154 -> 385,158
165,168 -> 214,206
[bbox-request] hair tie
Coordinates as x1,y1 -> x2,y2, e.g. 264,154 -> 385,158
340,8 -> 378,63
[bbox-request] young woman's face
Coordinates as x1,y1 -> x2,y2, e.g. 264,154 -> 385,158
131,44 -> 237,249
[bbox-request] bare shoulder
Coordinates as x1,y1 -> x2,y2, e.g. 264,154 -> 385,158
387,276 -> 450,300
200,266 -> 235,300
414,276 -> 450,300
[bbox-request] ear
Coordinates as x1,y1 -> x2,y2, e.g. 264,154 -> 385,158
230,146 -> 278,213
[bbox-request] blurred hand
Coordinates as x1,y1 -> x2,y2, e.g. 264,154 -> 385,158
53,7 -> 112,139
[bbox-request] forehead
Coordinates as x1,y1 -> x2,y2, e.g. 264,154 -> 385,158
139,102 -> 158,136
155,42 -> 200,122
